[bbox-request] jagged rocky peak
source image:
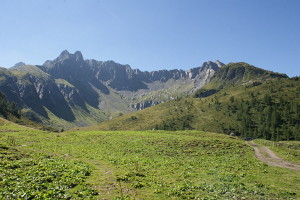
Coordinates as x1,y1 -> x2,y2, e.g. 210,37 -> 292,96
43,50 -> 86,68
11,62 -> 26,68
40,50 -> 224,91
215,60 -> 225,68
74,51 -> 84,62
55,50 -> 84,63
202,61 -> 223,70
39,50 -> 93,82
58,50 -> 71,60
187,60 -> 222,79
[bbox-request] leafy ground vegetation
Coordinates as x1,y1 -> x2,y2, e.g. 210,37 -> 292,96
0,120 -> 98,199
0,145 -> 97,199
1,120 -> 299,199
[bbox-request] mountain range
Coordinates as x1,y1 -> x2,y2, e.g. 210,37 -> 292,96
91,62 -> 300,141
0,50 -> 224,129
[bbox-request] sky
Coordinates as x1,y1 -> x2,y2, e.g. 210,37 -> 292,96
0,0 -> 299,77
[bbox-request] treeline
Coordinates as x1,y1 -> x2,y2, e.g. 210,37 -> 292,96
154,78 -> 300,141
225,93 -> 300,141
0,92 -> 20,118
155,99 -> 194,131
155,114 -> 193,131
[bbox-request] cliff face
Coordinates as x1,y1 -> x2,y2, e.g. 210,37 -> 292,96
0,50 -> 223,128
41,50 -> 222,93
0,66 -> 76,123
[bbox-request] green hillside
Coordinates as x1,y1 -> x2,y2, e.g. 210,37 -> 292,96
205,62 -> 287,86
0,91 -> 38,129
0,91 -> 20,119
194,62 -> 287,97
0,91 -> 64,132
0,65 -> 109,130
92,63 -> 300,141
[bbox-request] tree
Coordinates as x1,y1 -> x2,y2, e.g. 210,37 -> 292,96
230,96 -> 235,103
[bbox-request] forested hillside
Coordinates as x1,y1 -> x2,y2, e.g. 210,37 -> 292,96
221,78 -> 300,140
93,63 -> 300,141
0,91 -> 20,119
195,77 -> 299,140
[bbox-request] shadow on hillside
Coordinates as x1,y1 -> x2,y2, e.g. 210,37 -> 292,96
109,79 -> 148,91
41,88 -> 76,122
73,81 -> 100,109
90,78 -> 110,95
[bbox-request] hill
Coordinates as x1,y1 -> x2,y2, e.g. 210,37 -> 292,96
0,91 -> 20,119
92,62 -> 300,141
0,91 -> 62,132
0,50 -> 223,129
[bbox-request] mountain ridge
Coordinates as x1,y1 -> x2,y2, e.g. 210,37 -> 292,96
0,50 -> 222,129
90,62 -> 300,141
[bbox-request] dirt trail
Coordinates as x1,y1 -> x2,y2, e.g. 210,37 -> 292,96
247,141 -> 300,171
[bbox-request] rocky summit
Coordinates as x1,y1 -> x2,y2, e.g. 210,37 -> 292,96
0,50 -> 223,128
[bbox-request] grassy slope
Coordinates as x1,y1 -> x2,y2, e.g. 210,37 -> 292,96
125,79 -> 194,103
91,63 -> 299,140
37,103 -> 107,130
11,65 -> 51,78
1,119 -> 299,199
201,62 -> 287,89
0,118 -> 97,199
89,78 -> 299,131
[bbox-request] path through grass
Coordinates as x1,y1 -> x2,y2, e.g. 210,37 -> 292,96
1,127 -> 299,199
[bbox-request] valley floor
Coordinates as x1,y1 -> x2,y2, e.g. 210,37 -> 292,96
0,121 -> 300,199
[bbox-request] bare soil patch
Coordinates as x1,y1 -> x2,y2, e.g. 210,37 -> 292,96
247,141 -> 300,170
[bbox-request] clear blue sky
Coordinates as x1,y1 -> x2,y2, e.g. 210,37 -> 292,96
0,0 -> 299,77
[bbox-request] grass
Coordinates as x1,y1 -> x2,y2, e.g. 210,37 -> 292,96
1,120 -> 299,199
55,78 -> 75,87
0,144 -> 97,199
128,79 -> 194,103
33,101 -> 104,131
11,65 -> 51,79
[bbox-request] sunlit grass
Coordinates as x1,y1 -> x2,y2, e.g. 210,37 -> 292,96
1,124 -> 299,199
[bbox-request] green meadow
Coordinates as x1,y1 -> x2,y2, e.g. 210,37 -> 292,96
1,121 -> 299,199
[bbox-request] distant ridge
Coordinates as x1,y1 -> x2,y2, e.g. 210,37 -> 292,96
0,50 -> 223,129
92,62 -> 299,141
11,62 -> 26,68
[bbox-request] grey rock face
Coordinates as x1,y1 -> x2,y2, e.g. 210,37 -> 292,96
131,100 -> 164,110
189,61 -> 224,93
11,62 -> 26,68
41,50 -> 92,82
0,50 -> 222,128
56,82 -> 86,109
40,51 -> 222,111
40,51 -> 221,94
0,65 -> 76,122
